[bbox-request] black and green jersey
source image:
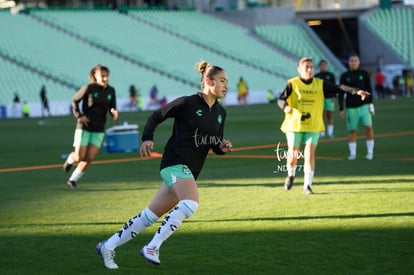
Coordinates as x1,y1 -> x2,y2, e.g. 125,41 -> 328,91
314,71 -> 336,98
339,69 -> 373,110
142,93 -> 227,179
72,83 -> 117,132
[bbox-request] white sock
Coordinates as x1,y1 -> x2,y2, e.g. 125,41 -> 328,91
327,125 -> 334,136
66,154 -> 74,165
69,167 -> 84,182
287,164 -> 296,177
348,142 -> 357,157
147,200 -> 198,249
304,169 -> 314,187
366,139 -> 374,154
105,208 -> 159,251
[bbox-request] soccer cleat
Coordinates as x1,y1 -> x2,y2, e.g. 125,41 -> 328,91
284,176 -> 294,190
96,241 -> 119,269
304,185 -> 314,195
365,153 -> 373,160
63,160 -> 73,173
66,180 -> 77,189
347,155 -> 356,160
140,245 -> 160,265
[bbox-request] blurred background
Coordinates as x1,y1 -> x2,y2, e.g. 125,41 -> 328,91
1,0 -> 413,117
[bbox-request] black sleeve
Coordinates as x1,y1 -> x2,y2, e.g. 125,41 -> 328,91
141,96 -> 186,141
338,74 -> 346,111
108,88 -> 117,116
326,78 -> 363,111
323,81 -> 341,98
330,72 -> 336,84
277,82 -> 293,110
323,80 -> 359,95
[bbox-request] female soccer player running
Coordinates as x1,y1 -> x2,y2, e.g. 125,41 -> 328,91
96,60 -> 233,269
63,64 -> 118,188
278,57 -> 369,195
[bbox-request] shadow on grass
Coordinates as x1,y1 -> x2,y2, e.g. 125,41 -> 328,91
188,211 -> 414,223
0,228 -> 412,275
62,178 -> 414,193
197,178 -> 414,189
2,212 -> 413,229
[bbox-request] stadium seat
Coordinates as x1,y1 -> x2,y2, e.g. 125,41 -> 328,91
364,7 -> 414,67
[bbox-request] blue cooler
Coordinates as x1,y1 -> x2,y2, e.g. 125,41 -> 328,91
0,105 -> 7,118
105,123 -> 139,153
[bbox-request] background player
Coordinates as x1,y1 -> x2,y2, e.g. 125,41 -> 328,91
339,54 -> 375,160
315,60 -> 336,138
63,64 -> 118,188
278,57 -> 369,194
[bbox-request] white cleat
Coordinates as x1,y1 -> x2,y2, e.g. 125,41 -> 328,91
140,245 -> 160,265
348,155 -> 356,160
365,153 -> 373,160
96,241 -> 119,269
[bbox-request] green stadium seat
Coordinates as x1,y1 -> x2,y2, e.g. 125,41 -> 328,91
364,7 -> 414,67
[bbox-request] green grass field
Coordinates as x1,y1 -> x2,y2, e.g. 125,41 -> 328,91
0,98 -> 413,274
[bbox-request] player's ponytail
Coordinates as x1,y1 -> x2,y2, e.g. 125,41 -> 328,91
196,60 -> 224,89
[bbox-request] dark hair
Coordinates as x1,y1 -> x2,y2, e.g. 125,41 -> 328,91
197,60 -> 224,89
318,60 -> 327,66
349,53 -> 360,59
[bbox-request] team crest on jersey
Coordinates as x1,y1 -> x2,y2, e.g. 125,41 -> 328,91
217,115 -> 222,124
94,92 -> 99,98
196,109 -> 202,116
107,94 -> 112,100
182,165 -> 191,175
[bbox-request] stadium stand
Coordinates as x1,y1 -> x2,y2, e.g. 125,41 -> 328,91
129,10 -> 298,79
364,6 -> 414,67
254,23 -> 343,76
0,5 -> 414,116
0,55 -> 74,104
0,10 -> 196,105
29,9 -> 288,92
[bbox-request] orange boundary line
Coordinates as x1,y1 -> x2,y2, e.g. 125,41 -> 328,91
213,155 -> 342,160
0,155 -> 162,173
1,131 -> 413,173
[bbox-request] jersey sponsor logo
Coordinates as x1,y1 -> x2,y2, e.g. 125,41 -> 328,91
301,112 -> 311,121
300,89 -> 317,95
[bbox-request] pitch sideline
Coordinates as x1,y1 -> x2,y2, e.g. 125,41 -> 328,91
1,131 -> 413,173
